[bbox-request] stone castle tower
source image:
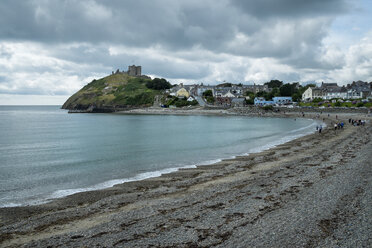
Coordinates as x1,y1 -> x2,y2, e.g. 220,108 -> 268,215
128,65 -> 141,76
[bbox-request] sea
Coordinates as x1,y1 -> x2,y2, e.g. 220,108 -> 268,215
0,106 -> 320,207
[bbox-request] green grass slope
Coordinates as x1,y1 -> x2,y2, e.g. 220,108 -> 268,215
62,73 -> 160,111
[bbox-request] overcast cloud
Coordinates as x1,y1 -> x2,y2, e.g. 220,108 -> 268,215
0,0 -> 371,104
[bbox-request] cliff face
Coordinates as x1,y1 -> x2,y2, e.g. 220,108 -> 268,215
62,73 -> 159,112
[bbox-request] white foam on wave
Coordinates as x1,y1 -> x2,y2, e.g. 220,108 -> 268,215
0,197 -> 51,208
0,202 -> 22,208
49,164 -> 198,200
288,121 -> 317,133
246,119 -> 325,155
196,158 -> 223,166
49,158 -> 231,201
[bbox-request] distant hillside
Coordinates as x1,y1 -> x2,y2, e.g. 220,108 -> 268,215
62,73 -> 169,112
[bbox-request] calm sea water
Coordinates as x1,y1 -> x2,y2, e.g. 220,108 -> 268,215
0,106 -> 319,207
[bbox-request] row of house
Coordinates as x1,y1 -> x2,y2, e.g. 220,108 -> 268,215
302,81 -> 372,101
168,83 -> 269,98
166,80 -> 371,107
167,83 -> 251,107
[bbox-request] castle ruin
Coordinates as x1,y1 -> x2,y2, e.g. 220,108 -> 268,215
127,65 -> 141,76
112,65 -> 148,78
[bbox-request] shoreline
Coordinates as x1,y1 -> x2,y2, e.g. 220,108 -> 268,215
1,112 -> 319,208
1,109 -> 371,247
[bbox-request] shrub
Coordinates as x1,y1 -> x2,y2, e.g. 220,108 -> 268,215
190,100 -> 199,106
167,97 -> 198,107
263,105 -> 273,111
245,98 -> 254,105
357,102 -> 364,107
206,96 -> 215,103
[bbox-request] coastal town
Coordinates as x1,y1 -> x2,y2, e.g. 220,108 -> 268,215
112,65 -> 372,109
165,78 -> 372,108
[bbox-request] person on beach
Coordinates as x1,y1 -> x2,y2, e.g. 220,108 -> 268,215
319,125 -> 322,133
334,123 -> 338,131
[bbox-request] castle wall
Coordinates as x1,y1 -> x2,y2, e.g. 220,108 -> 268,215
128,65 -> 142,76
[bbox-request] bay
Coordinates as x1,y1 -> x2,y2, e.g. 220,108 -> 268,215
0,106 -> 318,207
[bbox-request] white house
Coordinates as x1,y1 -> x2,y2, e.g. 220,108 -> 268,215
187,96 -> 195,102
323,87 -> 347,100
222,90 -> 236,98
302,87 -> 313,101
302,87 -> 324,101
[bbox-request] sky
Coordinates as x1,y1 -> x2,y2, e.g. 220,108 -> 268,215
0,0 -> 372,105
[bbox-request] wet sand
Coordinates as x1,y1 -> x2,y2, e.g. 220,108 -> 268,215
1,110 -> 371,247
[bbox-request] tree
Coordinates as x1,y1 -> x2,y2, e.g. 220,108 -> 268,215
292,92 -> 301,102
256,91 -> 271,101
217,82 -> 232,87
271,87 -> 280,97
279,83 -> 296,96
264,80 -> 283,89
146,78 -> 171,90
203,90 -> 213,97
244,90 -> 255,99
256,91 -> 265,98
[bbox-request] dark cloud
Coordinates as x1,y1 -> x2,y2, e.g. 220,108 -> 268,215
231,0 -> 351,18
0,0 -> 350,56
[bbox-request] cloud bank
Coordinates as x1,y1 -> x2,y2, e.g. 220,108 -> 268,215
0,0 -> 371,104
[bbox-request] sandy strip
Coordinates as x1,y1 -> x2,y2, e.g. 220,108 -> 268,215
0,109 -> 371,247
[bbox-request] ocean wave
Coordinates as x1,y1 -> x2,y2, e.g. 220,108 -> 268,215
246,120 -> 325,155
48,164 -> 198,200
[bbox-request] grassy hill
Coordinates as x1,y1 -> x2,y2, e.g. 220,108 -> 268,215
62,73 -> 162,112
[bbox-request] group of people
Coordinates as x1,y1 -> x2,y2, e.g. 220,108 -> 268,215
334,122 -> 344,130
349,118 -> 366,126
